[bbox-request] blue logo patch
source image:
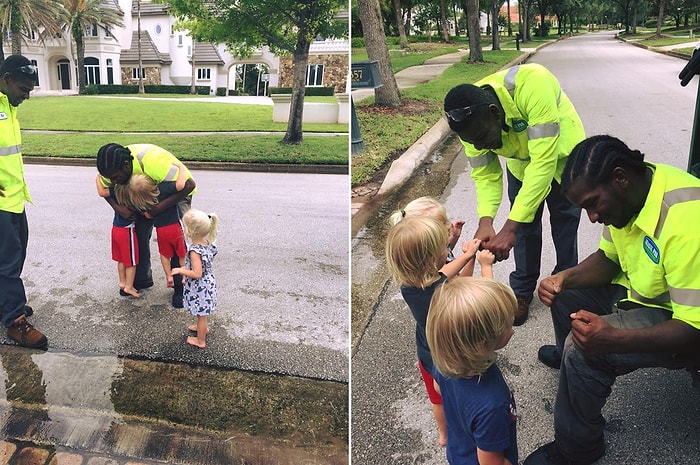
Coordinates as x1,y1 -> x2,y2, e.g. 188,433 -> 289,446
512,119 -> 528,132
643,236 -> 660,264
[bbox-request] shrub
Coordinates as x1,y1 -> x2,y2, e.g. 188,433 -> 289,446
216,87 -> 227,96
351,37 -> 365,48
269,86 -> 334,96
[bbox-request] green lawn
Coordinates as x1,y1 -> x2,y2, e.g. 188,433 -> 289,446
352,49 -> 524,185
18,95 -> 348,165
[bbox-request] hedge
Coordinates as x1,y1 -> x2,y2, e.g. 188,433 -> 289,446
85,84 -> 211,95
268,86 -> 334,96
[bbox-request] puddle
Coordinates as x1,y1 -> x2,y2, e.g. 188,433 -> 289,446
0,345 -> 347,464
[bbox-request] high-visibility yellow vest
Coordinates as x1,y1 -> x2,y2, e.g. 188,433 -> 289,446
462,63 -> 585,223
599,163 -> 700,329
99,144 -> 196,194
0,92 -> 31,213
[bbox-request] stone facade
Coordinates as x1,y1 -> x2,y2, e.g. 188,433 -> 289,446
120,67 -> 162,86
279,53 -> 348,94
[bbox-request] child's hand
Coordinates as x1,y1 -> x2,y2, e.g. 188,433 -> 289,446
449,220 -> 465,239
462,238 -> 481,256
477,249 -> 496,266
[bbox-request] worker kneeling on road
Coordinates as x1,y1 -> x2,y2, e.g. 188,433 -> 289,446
524,135 -> 700,465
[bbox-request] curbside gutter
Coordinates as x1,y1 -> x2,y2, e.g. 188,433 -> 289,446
23,156 -> 347,175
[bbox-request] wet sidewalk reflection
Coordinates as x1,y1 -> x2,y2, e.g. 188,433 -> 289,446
0,346 -> 347,464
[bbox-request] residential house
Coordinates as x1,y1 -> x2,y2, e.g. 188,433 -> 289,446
10,0 -> 348,96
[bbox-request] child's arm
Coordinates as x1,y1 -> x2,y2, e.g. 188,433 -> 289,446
172,250 -> 202,279
476,448 -> 512,465
440,238 -> 481,279
173,162 -> 187,191
447,220 -> 464,252
477,250 -> 496,279
95,175 -> 111,198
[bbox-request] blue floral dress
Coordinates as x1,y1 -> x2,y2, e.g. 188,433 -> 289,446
183,243 -> 217,316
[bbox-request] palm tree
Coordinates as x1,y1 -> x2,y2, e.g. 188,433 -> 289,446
63,0 -> 123,94
0,0 -> 65,58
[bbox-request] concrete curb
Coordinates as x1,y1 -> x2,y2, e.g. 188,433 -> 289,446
23,156 -> 348,175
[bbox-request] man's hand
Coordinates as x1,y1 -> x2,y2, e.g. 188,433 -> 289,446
473,218 -> 496,244
114,204 -> 135,221
538,274 -> 565,306
480,219 -> 519,262
570,310 -> 614,356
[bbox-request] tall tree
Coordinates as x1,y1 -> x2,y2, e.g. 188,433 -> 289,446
655,0 -> 665,37
0,0 -> 65,56
439,0 -> 450,42
466,0 -> 483,61
357,0 -> 402,106
161,0 -> 346,146
491,0 -> 505,49
391,0 -> 409,49
63,0 -> 124,94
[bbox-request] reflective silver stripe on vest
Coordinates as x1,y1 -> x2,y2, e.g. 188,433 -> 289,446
133,146 -> 149,172
468,151 -> 496,168
669,286 -> 700,307
527,122 -> 559,140
165,164 -> 178,181
0,144 -> 21,156
654,187 -> 700,239
629,286 -> 670,306
602,226 -> 612,242
504,66 -> 519,98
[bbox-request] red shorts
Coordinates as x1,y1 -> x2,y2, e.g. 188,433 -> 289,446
418,360 -> 442,405
111,225 -> 138,267
156,223 -> 186,259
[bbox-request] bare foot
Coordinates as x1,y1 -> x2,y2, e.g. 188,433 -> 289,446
186,336 -> 205,349
166,277 -> 174,288
187,325 -> 209,334
123,286 -> 140,298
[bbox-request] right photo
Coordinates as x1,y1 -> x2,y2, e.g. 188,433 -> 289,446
350,2 -> 700,464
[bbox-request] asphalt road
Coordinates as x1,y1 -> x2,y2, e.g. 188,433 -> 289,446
351,31 -> 700,464
19,164 -> 349,382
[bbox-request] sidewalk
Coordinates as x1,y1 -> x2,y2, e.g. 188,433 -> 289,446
350,45 -> 536,220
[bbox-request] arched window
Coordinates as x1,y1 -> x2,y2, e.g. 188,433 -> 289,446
84,57 -> 100,85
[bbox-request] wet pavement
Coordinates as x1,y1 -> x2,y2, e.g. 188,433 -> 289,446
3,164 -> 349,464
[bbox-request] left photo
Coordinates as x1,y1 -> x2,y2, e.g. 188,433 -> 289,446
0,0 -> 350,464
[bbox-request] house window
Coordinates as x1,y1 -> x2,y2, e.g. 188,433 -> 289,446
187,45 -> 191,57
132,67 -> 146,79
197,68 -> 211,80
84,57 -> 100,85
86,23 -> 98,37
105,27 -> 112,38
155,24 -> 162,35
178,34 -> 183,46
106,59 -> 113,85
306,64 -> 324,87
30,60 -> 39,86
170,24 -> 175,36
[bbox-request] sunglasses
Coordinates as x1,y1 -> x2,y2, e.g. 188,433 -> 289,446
444,102 -> 490,123
12,64 -> 38,75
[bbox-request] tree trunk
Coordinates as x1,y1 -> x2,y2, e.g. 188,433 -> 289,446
137,0 -> 145,94
281,34 -> 310,145
466,0 -> 483,62
10,1 -> 21,55
190,41 -> 196,95
655,0 -> 664,37
392,0 -> 409,49
491,0 -> 500,50
357,0 -> 402,107
439,0 -> 450,42
73,22 -> 86,94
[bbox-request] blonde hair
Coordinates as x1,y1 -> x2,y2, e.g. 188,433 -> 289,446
182,208 -> 219,244
115,174 -> 159,211
388,196 -> 449,227
427,277 -> 516,377
385,216 -> 448,289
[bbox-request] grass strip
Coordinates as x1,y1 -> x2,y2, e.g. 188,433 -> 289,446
351,49 -> 523,185
23,133 -> 349,165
